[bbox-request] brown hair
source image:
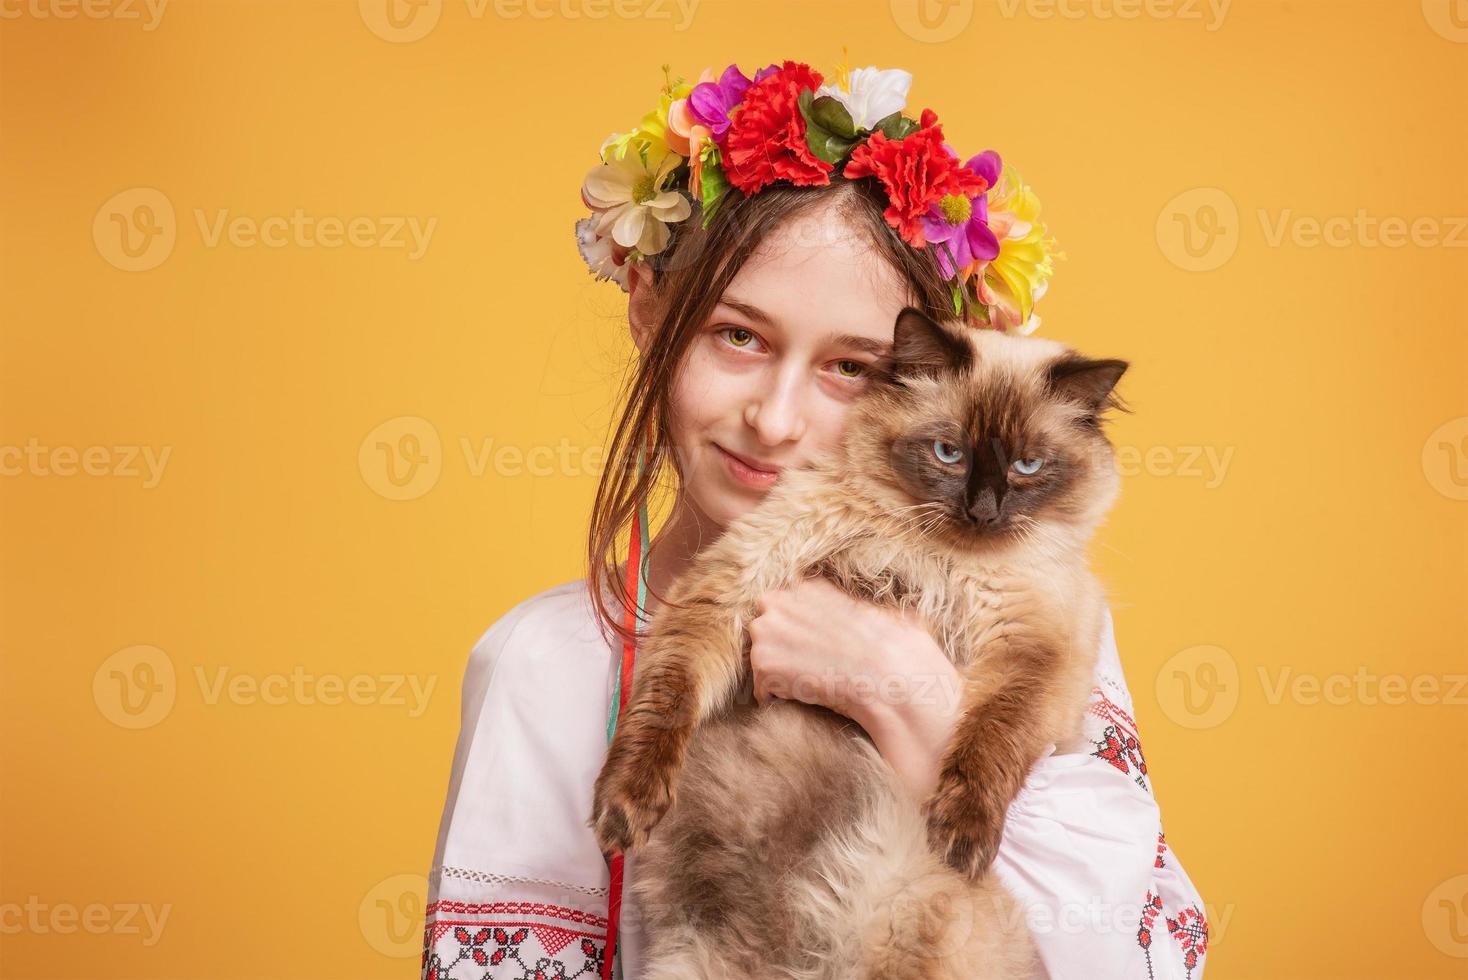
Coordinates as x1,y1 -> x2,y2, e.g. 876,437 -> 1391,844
585,173 -> 963,649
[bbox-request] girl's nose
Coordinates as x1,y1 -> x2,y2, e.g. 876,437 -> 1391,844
743,377 -> 806,447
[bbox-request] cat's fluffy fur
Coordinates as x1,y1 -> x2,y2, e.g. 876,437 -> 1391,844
591,308 -> 1129,979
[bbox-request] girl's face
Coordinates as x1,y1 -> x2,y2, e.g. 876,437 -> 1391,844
630,204 -> 912,532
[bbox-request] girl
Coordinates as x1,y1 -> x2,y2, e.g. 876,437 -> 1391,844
422,60 -> 1209,980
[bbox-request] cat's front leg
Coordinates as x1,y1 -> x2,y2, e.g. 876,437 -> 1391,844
921,636 -> 1062,882
589,591 -> 748,854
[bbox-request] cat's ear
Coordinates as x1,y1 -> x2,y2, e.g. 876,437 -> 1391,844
885,307 -> 973,383
1047,354 -> 1130,422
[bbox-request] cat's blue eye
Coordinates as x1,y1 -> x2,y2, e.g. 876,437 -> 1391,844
933,440 -> 964,464
1012,457 -> 1044,475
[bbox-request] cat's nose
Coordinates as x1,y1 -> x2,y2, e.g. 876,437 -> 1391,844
967,493 -> 1006,528
970,510 -> 1007,528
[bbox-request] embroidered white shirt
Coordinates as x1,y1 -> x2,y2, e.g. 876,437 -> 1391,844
422,578 -> 1209,979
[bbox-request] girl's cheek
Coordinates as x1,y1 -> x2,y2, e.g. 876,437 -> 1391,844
696,343 -> 770,395
670,353 -> 743,431
808,400 -> 856,453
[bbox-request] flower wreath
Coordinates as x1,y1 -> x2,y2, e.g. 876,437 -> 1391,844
574,58 -> 1059,334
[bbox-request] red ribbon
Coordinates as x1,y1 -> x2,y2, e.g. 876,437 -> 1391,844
600,513 -> 641,980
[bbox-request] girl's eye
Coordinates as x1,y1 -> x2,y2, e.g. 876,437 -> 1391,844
933,440 -> 964,464
723,327 -> 756,348
1012,457 -> 1044,475
835,360 -> 865,379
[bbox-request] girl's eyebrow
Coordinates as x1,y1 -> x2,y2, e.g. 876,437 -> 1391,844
831,334 -> 892,358
718,296 -> 776,326
718,296 -> 892,358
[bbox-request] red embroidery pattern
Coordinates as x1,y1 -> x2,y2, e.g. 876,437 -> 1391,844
1167,905 -> 1210,974
1138,889 -> 1163,958
1136,836 -> 1209,979
1155,831 -> 1167,869
422,900 -> 607,980
1086,687 -> 1151,793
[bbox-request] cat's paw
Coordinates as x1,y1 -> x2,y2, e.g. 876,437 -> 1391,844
922,767 -> 1004,882
589,754 -> 675,855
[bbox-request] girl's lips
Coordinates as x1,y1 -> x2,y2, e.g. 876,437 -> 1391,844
715,444 -> 781,490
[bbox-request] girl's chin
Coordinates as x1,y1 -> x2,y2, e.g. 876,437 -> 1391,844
686,486 -> 752,531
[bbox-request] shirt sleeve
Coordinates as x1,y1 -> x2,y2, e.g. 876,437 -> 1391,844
421,589 -> 617,980
990,605 -> 1211,980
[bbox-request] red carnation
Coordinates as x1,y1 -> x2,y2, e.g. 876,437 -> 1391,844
722,60 -> 834,195
844,107 -> 987,248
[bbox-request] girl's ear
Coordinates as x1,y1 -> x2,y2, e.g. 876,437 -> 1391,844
627,261 -> 658,355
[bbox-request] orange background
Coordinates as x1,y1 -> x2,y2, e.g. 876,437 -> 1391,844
1,1 -> 1465,977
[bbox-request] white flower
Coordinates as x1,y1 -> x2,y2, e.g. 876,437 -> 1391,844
575,217 -> 630,291
581,146 -> 691,256
814,66 -> 913,131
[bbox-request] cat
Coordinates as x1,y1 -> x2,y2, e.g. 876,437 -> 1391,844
590,306 -> 1129,980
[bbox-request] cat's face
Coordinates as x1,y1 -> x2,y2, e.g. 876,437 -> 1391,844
848,308 -> 1128,547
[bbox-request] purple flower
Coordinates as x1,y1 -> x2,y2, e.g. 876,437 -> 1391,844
688,63 -> 779,140
921,149 -> 1003,279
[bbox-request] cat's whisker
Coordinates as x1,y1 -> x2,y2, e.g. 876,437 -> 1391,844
883,501 -> 945,538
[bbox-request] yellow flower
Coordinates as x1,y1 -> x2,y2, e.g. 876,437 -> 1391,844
974,165 -> 1060,334
601,69 -> 696,163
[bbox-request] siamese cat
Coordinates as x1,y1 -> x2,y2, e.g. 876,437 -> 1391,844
591,306 -> 1129,979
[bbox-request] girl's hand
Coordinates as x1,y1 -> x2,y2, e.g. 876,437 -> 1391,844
749,576 -> 967,801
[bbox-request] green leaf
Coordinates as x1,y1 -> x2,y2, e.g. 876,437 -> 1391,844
809,95 -> 857,138
875,112 -> 919,141
798,88 -> 860,164
951,281 -> 964,316
699,146 -> 730,229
